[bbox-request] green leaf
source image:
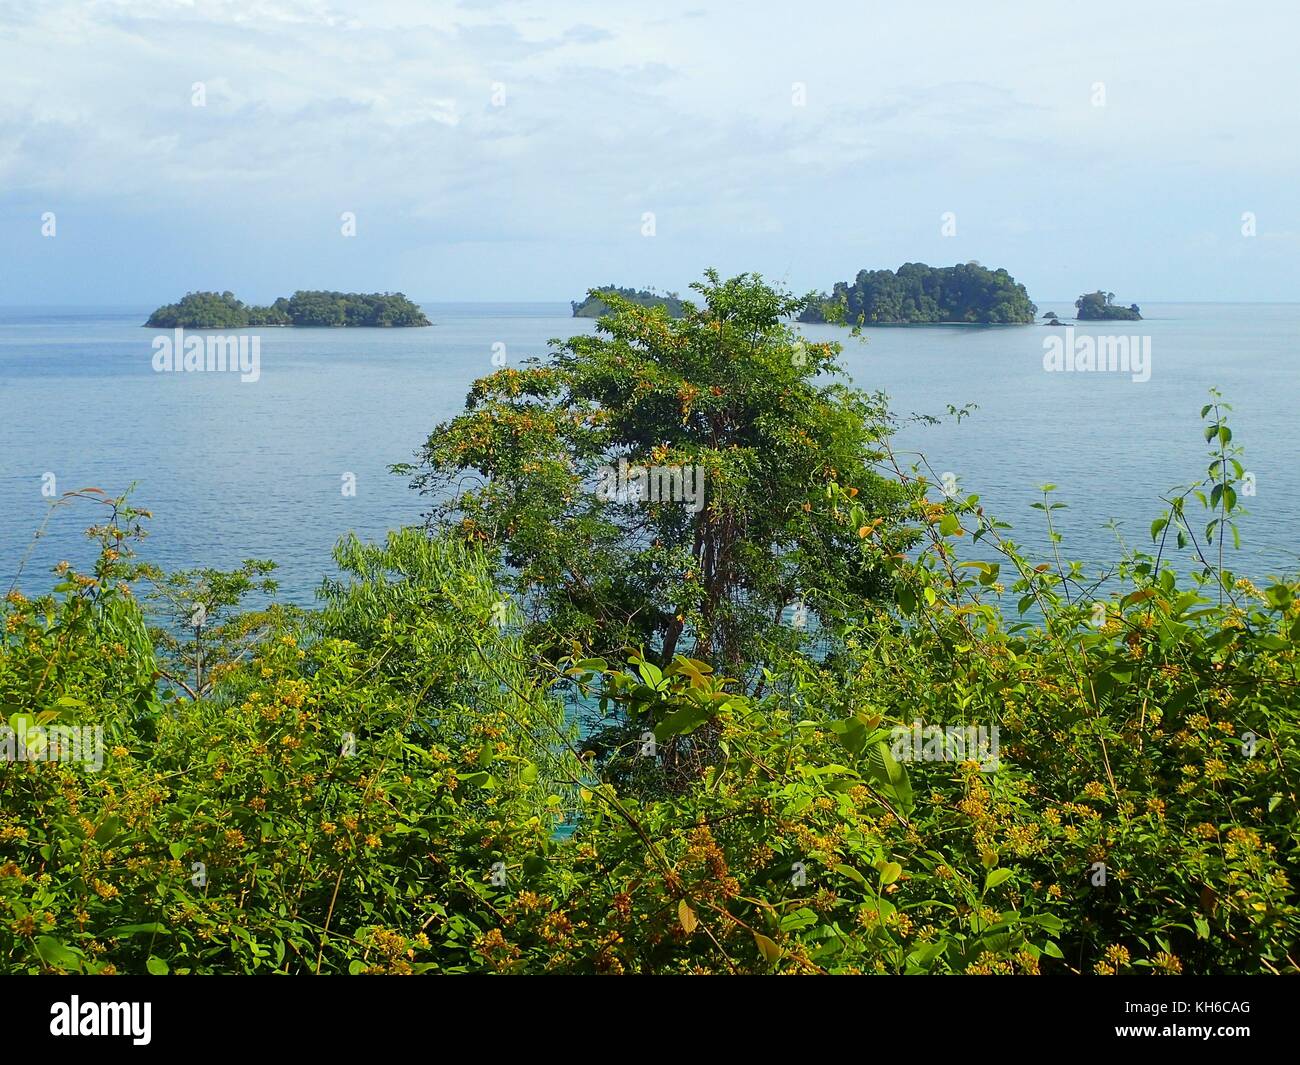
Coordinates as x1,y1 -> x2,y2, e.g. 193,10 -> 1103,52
983,868 -> 1014,892
832,863 -> 866,886
146,956 -> 170,976
897,585 -> 917,615
94,816 -> 122,845
35,937 -> 82,971
867,741 -> 914,816
1265,585 -> 1293,610
107,923 -> 169,937
906,941 -> 948,969
8,712 -> 35,737
829,717 -> 869,757
653,701 -> 717,742
778,908 -> 819,932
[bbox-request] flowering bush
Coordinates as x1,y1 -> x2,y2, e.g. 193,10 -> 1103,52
1,392 -> 1295,975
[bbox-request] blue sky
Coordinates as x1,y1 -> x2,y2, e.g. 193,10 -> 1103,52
1,0 -> 1297,305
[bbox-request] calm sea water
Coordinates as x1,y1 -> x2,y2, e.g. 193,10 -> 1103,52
1,302 -> 1296,605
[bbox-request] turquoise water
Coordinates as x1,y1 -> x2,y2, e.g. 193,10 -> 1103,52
2,302 -> 1296,603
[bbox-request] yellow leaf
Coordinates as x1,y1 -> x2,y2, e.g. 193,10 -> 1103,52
753,932 -> 783,963
678,899 -> 698,935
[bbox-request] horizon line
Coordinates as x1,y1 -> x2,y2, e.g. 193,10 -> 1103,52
4,298 -> 1300,310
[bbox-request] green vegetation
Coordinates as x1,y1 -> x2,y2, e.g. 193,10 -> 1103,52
407,272 -> 911,676
3,274 -> 1296,976
800,262 -> 1038,325
145,291 -> 431,328
572,286 -> 686,318
1076,291 -> 1142,321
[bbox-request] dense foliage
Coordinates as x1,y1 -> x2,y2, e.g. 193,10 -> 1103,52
4,277 -> 1295,976
145,291 -> 431,328
403,271 -> 912,676
1076,291 -> 1143,321
572,286 -> 686,318
800,262 -> 1038,325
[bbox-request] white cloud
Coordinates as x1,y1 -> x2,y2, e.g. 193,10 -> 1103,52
1,0 -> 1297,300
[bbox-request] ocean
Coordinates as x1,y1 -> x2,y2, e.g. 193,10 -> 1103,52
2,301 -> 1296,604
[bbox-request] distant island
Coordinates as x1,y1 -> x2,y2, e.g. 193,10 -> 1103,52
572,286 -> 686,318
1075,291 -> 1142,321
145,290 -> 431,328
798,262 -> 1038,325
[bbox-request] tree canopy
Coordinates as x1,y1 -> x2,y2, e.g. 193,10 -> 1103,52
145,290 -> 431,328
800,262 -> 1038,325
405,271 -> 912,676
1075,291 -> 1142,320
572,286 -> 686,318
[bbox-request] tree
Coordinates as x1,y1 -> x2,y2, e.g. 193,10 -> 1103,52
572,286 -> 686,318
800,262 -> 1037,325
147,291 -> 429,328
145,291 -> 251,328
145,560 -> 282,699
404,270 -> 913,679
1075,290 -> 1142,321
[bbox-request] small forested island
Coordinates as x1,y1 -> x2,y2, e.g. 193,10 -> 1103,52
145,290 -> 431,328
572,286 -> 686,318
1075,290 -> 1142,321
799,262 -> 1038,325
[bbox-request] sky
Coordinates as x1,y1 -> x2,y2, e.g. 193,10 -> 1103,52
1,0 -> 1297,305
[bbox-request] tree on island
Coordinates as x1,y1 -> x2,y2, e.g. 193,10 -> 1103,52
572,286 -> 686,318
1075,290 -> 1142,321
145,290 -> 431,328
799,262 -> 1037,325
